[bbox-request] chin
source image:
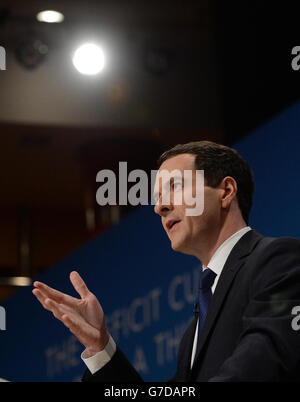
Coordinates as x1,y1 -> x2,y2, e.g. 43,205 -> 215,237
171,236 -> 195,256
170,239 -> 180,251
170,239 -> 187,254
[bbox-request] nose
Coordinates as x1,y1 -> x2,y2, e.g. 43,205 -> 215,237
154,196 -> 173,216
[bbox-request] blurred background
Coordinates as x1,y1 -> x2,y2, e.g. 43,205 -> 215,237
0,0 -> 299,303
0,0 -> 299,381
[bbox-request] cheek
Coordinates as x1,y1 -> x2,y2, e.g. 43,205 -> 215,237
184,217 -> 198,236
204,190 -> 220,213
186,216 -> 207,236
205,197 -> 220,222
178,209 -> 201,237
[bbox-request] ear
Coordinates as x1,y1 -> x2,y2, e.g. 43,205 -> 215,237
220,176 -> 237,209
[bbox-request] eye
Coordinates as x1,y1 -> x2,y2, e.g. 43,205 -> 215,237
173,182 -> 182,191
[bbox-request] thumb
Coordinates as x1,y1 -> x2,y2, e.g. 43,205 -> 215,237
70,271 -> 89,298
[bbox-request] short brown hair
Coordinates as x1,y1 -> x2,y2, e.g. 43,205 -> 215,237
157,140 -> 255,225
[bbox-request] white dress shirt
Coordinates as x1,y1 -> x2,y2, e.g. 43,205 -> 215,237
189,226 -> 251,368
82,226 -> 252,374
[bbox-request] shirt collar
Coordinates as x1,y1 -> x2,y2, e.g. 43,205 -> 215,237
202,226 -> 252,278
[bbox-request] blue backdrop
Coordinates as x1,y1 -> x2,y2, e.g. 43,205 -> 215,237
0,101 -> 299,381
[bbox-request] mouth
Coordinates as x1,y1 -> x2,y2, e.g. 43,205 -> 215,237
166,220 -> 181,232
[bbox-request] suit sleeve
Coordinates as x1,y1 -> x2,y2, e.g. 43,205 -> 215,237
209,238 -> 300,382
82,347 -> 144,382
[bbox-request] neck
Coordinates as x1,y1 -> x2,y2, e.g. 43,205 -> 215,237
194,220 -> 247,266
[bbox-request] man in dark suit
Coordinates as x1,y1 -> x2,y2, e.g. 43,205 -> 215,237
33,141 -> 300,381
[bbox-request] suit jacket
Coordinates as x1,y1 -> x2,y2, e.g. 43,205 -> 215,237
82,229 -> 300,382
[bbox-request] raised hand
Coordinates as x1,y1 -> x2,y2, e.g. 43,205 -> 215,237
32,271 -> 109,357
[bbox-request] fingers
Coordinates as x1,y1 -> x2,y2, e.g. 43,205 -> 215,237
33,288 -> 73,314
32,289 -> 65,319
69,271 -> 89,299
32,288 -> 48,308
62,314 -> 88,346
61,313 -> 101,350
45,299 -> 64,320
33,281 -> 78,307
33,285 -> 104,351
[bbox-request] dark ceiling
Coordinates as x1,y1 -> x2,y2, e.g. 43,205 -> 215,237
1,1 -> 299,142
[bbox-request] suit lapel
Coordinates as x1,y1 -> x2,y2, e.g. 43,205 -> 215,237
179,317 -> 197,378
191,229 -> 263,372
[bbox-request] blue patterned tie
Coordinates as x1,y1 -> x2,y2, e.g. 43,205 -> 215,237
197,268 -> 216,344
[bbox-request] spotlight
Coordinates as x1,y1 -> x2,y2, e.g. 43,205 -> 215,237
15,34 -> 48,69
72,43 -> 105,75
36,10 -> 64,23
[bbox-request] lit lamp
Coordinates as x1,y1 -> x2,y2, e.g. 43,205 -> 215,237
36,10 -> 64,23
72,43 -> 105,75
